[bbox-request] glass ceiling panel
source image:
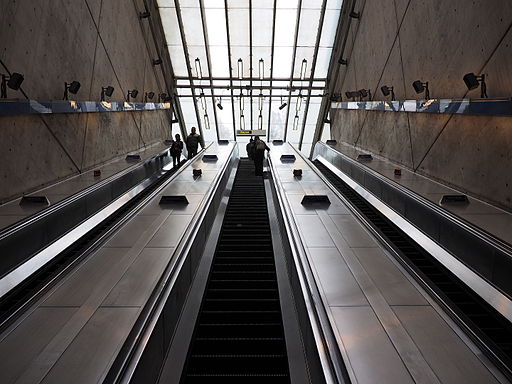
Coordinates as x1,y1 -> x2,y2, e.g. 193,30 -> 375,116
157,0 -> 342,145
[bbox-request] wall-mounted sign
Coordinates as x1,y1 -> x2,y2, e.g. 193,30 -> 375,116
236,129 -> 266,136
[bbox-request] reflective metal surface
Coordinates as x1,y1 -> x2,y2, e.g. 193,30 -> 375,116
331,97 -> 512,117
0,100 -> 171,115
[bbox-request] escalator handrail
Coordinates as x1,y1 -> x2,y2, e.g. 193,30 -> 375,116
293,144 -> 512,324
267,153 -> 351,384
0,144 -> 213,300
312,141 -> 512,261
106,143 -> 238,384
0,143 -> 174,239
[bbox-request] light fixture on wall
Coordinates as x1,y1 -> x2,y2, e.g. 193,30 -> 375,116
380,85 -> 395,100
338,58 -> 348,65
199,91 -> 206,110
259,58 -> 264,80
152,58 -> 162,66
204,113 -> 210,130
296,94 -> 303,112
258,92 -> 264,111
216,97 -> 223,110
1,72 -> 24,98
139,10 -> 150,19
412,80 -> 430,99
144,91 -> 155,102
63,81 -> 81,100
349,10 -> 360,19
258,114 -> 263,130
101,86 -> 114,101
195,58 -> 203,79
237,58 -> 243,80
127,89 -> 138,102
358,89 -> 372,101
158,93 -> 167,102
240,114 -> 245,129
345,91 -> 359,101
463,73 -> 488,98
239,92 -> 244,111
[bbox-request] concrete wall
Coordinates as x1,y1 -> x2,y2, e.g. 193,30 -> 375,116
0,0 -> 174,202
331,0 -> 512,210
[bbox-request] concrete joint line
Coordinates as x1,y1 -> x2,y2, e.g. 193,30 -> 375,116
316,210 -> 441,384
14,209 -> 174,384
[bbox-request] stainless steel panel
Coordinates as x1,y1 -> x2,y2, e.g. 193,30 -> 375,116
330,306 -> 415,384
102,248 -> 176,307
353,248 -> 428,306
308,247 -> 368,307
42,247 -> 133,307
330,214 -> 377,248
187,181 -> 213,194
281,182 -> 305,193
287,194 -> 320,215
41,307 -> 139,384
138,194 -> 204,216
0,307 -> 78,384
160,181 -> 192,195
393,306 -> 501,384
295,215 -> 335,247
105,215 -> 161,247
299,181 -> 330,194
147,215 -> 192,248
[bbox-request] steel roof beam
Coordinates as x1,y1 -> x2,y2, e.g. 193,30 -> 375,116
174,0 -> 204,138
199,0 -> 220,141
283,0 -> 303,142
298,0 -> 328,151
224,0 -> 237,140
267,0 -> 278,141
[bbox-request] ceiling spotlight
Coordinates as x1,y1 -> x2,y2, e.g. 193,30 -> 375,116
63,81 -> 81,100
139,11 -> 150,19
101,86 -> 114,101
158,93 -> 167,102
204,114 -> 210,130
127,89 -> 138,102
199,91 -> 206,110
258,114 -> 263,130
152,58 -> 162,66
237,58 -> 243,80
259,58 -> 264,80
296,94 -> 303,112
358,89 -> 372,100
195,58 -> 203,79
278,96 -> 287,110
258,93 -> 264,111
380,85 -> 395,100
338,58 -> 348,65
144,91 -> 155,102
240,114 -> 245,129
463,73 -> 488,98
350,11 -> 360,19
216,97 -> 223,110
239,92 -> 244,111
293,114 -> 299,131
412,80 -> 430,99
300,59 -> 307,80
1,72 -> 24,98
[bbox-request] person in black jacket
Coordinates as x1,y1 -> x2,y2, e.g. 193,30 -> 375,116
170,133 -> 184,167
186,127 -> 205,159
253,136 -> 270,176
246,137 -> 255,159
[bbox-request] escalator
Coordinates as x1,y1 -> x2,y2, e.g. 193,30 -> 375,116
313,159 -> 512,378
180,159 -> 290,383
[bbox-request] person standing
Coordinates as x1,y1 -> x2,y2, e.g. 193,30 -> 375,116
170,133 -> 183,167
253,136 -> 270,176
246,137 -> 255,160
186,127 -> 205,159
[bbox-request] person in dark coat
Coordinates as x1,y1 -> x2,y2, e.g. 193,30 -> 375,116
186,127 -> 205,159
246,137 -> 255,159
170,133 -> 183,167
253,136 -> 270,176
